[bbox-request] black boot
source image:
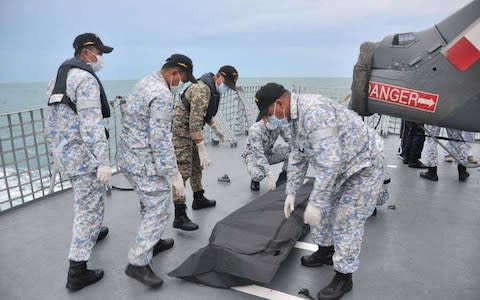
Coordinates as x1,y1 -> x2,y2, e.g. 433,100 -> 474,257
66,260 -> 104,291
301,245 -> 334,267
458,164 -> 470,182
250,180 -> 260,191
408,160 -> 427,169
192,190 -> 216,210
96,226 -> 109,243
125,264 -> 163,288
153,238 -> 174,256
276,170 -> 287,187
173,204 -> 199,231
420,166 -> 438,181
317,271 -> 353,300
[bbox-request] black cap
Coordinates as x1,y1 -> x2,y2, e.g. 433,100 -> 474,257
73,33 -> 113,54
218,65 -> 239,91
165,54 -> 197,83
255,83 -> 288,122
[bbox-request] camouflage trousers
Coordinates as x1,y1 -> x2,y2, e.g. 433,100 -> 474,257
172,136 -> 203,204
122,170 -> 171,266
68,173 -> 106,261
311,161 -> 383,274
445,131 -> 475,157
424,125 -> 466,167
244,144 -> 289,182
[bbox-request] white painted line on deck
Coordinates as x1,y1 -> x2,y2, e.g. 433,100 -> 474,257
294,241 -> 317,252
387,165 -> 398,168
232,284 -> 306,300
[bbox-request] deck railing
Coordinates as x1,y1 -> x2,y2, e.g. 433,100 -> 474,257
0,85 -> 400,213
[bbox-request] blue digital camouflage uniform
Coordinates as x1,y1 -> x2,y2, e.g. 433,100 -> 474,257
116,72 -> 177,266
423,125 -> 466,166
241,120 -> 291,182
45,68 -> 109,262
286,93 -> 385,274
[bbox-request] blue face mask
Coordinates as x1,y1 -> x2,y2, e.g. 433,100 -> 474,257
216,83 -> 229,95
267,102 -> 288,127
265,121 -> 278,130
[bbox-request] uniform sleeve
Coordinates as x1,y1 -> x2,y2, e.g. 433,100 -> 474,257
280,125 -> 292,144
248,126 -> 270,176
149,91 -> 178,177
186,84 -> 210,141
286,142 -> 308,196
305,110 -> 342,208
76,75 -> 110,168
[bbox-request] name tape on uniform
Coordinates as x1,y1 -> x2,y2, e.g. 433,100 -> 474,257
368,82 -> 439,113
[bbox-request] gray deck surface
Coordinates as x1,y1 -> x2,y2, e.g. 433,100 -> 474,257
1,136 -> 479,300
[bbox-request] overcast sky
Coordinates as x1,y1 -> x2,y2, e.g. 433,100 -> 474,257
0,0 -> 472,83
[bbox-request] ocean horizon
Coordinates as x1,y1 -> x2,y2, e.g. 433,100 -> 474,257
0,77 -> 352,114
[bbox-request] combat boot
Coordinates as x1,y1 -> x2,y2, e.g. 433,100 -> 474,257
250,180 -> 260,191
96,226 -> 109,243
301,245 -> 334,267
153,238 -> 174,256
317,271 -> 353,300
125,264 -> 163,288
66,261 -> 104,291
192,190 -> 216,210
420,166 -> 438,181
173,204 -> 199,231
408,160 -> 427,169
458,164 -> 470,182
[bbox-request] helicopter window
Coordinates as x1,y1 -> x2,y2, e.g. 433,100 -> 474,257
392,32 -> 416,47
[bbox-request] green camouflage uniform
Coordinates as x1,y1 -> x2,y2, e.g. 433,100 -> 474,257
172,81 -> 212,203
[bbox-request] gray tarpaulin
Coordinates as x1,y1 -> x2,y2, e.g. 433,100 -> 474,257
168,180 -> 313,288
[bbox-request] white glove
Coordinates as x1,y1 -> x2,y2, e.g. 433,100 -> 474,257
211,124 -> 225,143
196,141 -> 210,169
96,166 -> 112,184
170,172 -> 185,197
267,171 -> 276,191
304,203 -> 321,225
284,194 -> 296,218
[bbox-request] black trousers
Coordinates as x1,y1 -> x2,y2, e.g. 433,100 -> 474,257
400,120 -> 425,163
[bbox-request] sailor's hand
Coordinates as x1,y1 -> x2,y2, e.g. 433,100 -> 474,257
304,203 -> 321,225
211,124 -> 225,143
284,194 -> 296,218
97,166 -> 112,184
267,172 -> 276,191
196,141 -> 210,169
170,172 -> 185,197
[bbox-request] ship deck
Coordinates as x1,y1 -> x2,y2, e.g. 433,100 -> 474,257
1,136 -> 479,300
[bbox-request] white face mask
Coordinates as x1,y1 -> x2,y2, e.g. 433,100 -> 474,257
169,73 -> 184,94
216,83 -> 229,94
86,50 -> 104,72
